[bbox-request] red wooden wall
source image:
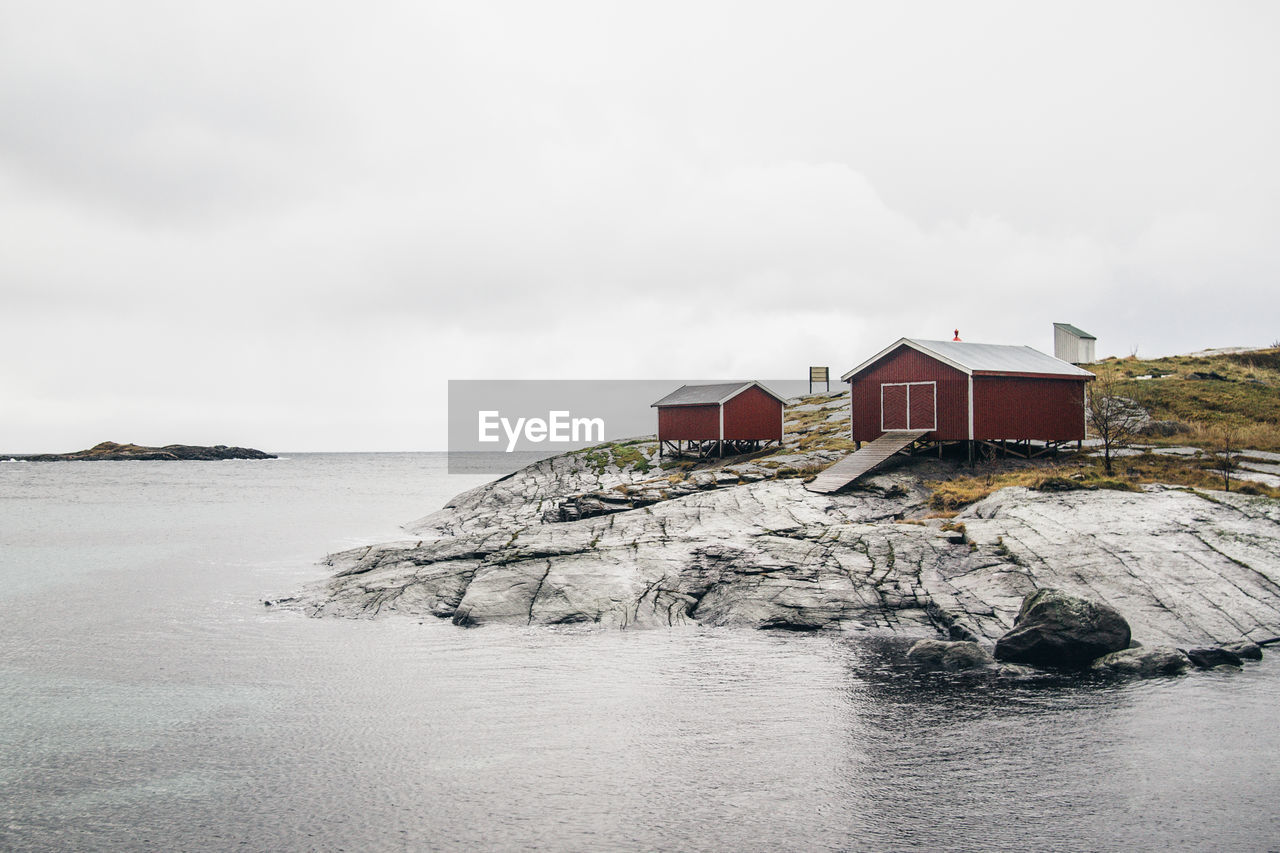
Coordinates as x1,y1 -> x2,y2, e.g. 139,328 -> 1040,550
847,347 -> 968,441
657,405 -> 719,441
973,376 -> 1086,441
722,385 -> 783,441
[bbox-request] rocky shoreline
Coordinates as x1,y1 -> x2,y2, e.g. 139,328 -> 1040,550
282,427 -> 1280,674
11,441 -> 276,461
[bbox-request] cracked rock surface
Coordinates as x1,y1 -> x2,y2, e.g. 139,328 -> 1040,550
289,452 -> 1280,646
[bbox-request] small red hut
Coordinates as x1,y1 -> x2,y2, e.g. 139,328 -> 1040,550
652,381 -> 785,457
840,338 -> 1094,454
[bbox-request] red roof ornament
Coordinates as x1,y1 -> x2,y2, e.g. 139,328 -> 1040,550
952,329 -> 962,342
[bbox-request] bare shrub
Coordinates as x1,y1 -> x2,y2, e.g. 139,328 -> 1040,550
1086,374 -> 1147,475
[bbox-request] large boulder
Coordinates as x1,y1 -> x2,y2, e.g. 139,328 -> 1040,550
994,588 -> 1131,667
1090,646 -> 1190,676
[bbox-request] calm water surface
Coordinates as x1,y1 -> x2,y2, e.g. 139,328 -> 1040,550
2,453 -> 1278,851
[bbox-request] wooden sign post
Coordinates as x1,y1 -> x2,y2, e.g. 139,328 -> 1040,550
809,366 -> 829,394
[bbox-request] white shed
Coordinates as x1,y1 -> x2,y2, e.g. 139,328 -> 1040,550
1053,323 -> 1096,364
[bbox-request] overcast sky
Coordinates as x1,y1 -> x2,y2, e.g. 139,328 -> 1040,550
3,1 -> 1277,452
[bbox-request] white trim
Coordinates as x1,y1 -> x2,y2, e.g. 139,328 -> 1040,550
715,380 -> 788,406
719,405 -> 724,441
843,338 -> 973,382
967,374 -> 975,440
649,384 -> 688,408
881,381 -> 936,431
652,380 -> 789,408
841,338 -> 1094,382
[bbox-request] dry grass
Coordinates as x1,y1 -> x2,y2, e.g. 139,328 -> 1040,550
1177,420 -> 1280,453
927,468 -> 1061,511
926,453 -> 1280,511
778,461 -> 829,481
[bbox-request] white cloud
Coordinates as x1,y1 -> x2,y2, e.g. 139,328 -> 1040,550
2,1 -> 1278,450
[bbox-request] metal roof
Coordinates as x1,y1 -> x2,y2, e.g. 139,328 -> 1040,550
1053,322 -> 1096,340
840,338 -> 1095,381
651,381 -> 787,408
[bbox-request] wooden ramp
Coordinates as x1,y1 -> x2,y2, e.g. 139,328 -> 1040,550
804,430 -> 930,494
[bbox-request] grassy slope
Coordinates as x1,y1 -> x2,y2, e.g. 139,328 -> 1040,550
1093,348 -> 1280,451
929,347 -> 1280,509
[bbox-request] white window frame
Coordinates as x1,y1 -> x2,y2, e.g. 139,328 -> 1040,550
880,381 -> 937,431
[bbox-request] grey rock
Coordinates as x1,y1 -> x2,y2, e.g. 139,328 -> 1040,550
1137,420 -> 1191,437
1185,647 -> 1244,668
990,662 -> 1044,679
1086,396 -> 1151,429
907,639 -> 994,671
1238,459 -> 1280,477
1090,646 -> 1190,676
993,588 -> 1131,667
1222,640 -> 1263,660
289,450 -> 1280,650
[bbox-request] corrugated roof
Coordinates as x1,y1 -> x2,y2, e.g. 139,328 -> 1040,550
841,338 -> 1095,381
1054,322 -> 1096,340
651,381 -> 786,407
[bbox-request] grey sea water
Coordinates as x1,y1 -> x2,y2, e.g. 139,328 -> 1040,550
2,453 -> 1278,851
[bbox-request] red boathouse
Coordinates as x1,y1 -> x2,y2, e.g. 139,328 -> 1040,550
652,381 -> 785,457
840,338 -> 1094,455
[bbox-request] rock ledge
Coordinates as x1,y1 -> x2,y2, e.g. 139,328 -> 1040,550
287,442 -> 1280,653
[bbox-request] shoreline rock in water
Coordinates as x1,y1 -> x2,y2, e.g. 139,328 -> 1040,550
288,439 -> 1280,654
994,588 -> 1131,667
13,441 -> 276,461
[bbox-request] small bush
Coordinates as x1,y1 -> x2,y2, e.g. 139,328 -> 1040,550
1093,478 -> 1140,492
1035,476 -> 1087,492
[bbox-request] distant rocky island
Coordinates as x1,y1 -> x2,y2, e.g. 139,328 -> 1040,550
14,441 -> 276,461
